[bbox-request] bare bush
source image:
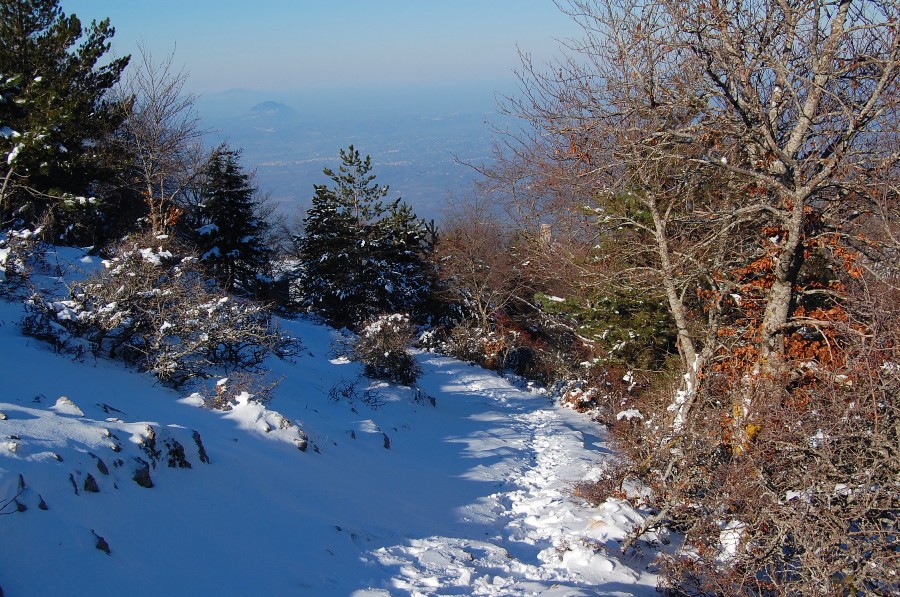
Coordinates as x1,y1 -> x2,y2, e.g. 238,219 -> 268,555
327,378 -> 387,410
197,372 -> 283,411
115,45 -> 205,235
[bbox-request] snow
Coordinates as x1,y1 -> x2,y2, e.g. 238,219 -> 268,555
616,409 -> 643,421
7,142 -> 22,164
0,246 -> 662,596
716,520 -> 745,564
137,246 -> 173,265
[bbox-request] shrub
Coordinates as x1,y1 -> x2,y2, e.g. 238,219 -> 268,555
23,233 -> 297,386
353,313 -> 420,385
198,372 -> 282,411
603,280 -> 900,596
441,321 -> 488,365
0,228 -> 49,299
327,378 -> 387,410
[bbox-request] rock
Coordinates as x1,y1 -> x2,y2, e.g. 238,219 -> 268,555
383,433 -> 392,450
295,429 -> 309,452
38,495 -> 48,510
164,438 -> 191,469
90,453 -> 109,475
193,431 -> 210,464
132,458 -> 153,489
52,396 -> 84,416
139,425 -> 160,466
83,474 -> 100,493
92,530 -> 111,555
14,499 -> 26,513
69,473 -> 79,495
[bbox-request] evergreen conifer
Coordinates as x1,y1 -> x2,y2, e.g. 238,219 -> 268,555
0,0 -> 129,239
295,146 -> 434,327
195,145 -> 271,295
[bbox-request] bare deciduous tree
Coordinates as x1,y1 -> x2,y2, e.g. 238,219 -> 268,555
499,0 -> 900,592
116,45 -> 205,234
507,0 -> 899,427
434,194 -> 529,332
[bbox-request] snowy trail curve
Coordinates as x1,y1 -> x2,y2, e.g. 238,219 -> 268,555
348,353 -> 660,596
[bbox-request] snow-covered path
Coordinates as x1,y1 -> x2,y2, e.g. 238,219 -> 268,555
344,353 -> 660,596
0,265 -> 660,596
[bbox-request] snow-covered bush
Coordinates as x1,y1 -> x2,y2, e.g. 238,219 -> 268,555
0,228 -> 48,299
23,233 -> 297,386
353,313 -> 420,385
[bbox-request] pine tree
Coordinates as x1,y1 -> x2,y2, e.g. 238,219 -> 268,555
295,146 -> 434,327
194,145 -> 271,295
368,200 -> 436,318
0,0 -> 129,239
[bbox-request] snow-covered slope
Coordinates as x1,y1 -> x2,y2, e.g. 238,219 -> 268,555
0,247 -> 660,596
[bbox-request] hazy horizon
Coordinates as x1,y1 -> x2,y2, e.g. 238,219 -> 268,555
55,1 -> 578,223
195,84 -> 513,224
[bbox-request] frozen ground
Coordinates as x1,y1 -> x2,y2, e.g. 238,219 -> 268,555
0,247 -> 661,596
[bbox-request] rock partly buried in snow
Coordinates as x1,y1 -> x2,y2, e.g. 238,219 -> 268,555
83,473 -> 100,493
137,425 -> 161,465
164,437 -> 191,469
51,396 -> 83,416
192,431 -> 210,463
132,458 -> 153,489
293,430 -> 309,452
90,453 -> 110,475
210,391 -> 310,453
92,530 -> 111,555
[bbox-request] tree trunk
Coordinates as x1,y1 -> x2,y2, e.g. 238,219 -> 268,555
648,198 -> 705,431
758,192 -> 806,378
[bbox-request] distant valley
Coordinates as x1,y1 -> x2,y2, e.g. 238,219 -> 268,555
197,86 -> 511,224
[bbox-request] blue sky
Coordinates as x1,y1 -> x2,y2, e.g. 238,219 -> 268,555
59,1 -> 580,94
